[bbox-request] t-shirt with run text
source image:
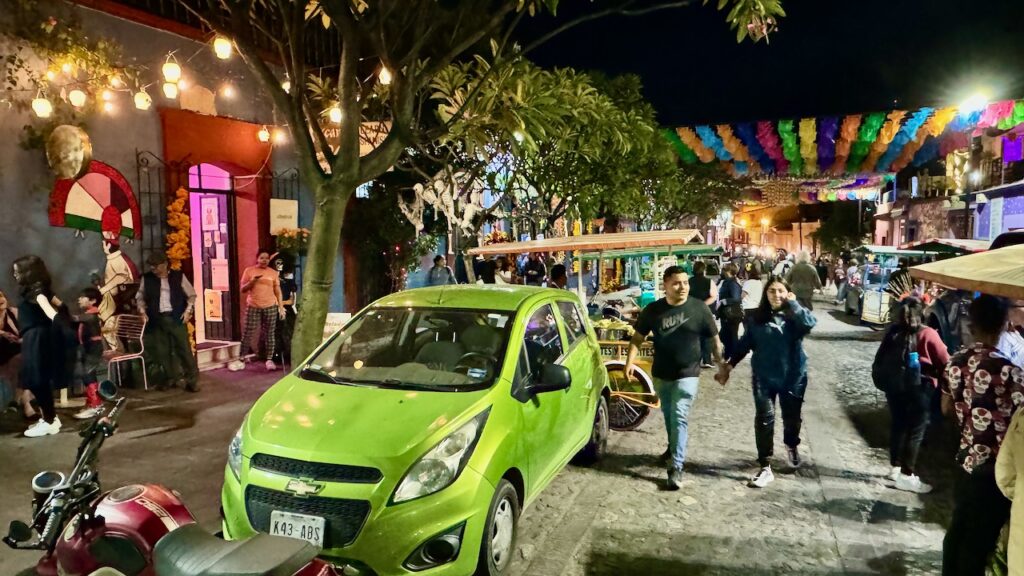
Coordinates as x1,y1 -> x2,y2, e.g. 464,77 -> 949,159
635,297 -> 718,380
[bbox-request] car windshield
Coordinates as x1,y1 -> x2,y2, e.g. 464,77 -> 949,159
303,307 -> 513,390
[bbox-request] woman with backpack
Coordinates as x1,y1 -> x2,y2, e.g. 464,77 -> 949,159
872,297 -> 949,494
718,276 -> 817,488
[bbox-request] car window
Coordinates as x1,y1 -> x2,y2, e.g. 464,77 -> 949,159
306,307 -> 512,390
519,304 -> 564,383
556,300 -> 586,345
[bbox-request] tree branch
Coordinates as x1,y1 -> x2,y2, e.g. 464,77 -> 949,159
521,1 -> 692,57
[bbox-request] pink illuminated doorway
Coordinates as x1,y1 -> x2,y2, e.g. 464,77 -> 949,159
188,163 -> 240,343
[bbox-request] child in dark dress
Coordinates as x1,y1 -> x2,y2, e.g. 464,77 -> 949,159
73,287 -> 106,419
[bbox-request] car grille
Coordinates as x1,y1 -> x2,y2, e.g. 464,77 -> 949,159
245,485 -> 371,548
251,453 -> 383,484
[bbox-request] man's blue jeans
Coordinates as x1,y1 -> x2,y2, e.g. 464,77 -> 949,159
656,376 -> 700,470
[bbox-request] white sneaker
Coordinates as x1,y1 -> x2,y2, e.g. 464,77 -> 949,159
265,360 -> 277,371
895,473 -> 933,494
888,466 -> 902,481
24,417 -> 61,438
74,407 -> 104,420
748,466 -> 775,488
227,360 -> 245,372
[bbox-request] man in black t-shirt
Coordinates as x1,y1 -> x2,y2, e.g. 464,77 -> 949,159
625,266 -> 726,490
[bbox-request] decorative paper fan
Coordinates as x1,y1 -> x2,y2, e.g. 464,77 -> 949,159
49,160 -> 142,240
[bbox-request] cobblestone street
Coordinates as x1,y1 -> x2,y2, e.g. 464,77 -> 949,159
0,298 -> 958,576
509,300 -> 956,576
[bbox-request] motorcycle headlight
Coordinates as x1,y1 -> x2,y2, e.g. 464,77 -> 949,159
392,410 -> 489,504
227,426 -> 243,480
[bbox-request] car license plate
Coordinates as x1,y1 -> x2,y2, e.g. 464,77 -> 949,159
269,510 -> 325,548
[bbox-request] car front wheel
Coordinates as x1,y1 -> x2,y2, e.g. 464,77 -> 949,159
476,479 -> 520,576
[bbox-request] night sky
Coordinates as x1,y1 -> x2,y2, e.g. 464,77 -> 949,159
524,0 -> 1024,127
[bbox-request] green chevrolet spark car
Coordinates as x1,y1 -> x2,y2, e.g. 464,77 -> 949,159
222,285 -> 610,575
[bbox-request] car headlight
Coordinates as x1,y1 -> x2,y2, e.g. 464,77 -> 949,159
227,426 -> 243,480
392,410 -> 490,504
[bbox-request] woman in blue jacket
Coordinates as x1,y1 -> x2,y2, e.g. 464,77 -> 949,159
718,276 -> 817,488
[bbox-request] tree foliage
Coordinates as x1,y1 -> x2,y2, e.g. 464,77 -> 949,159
809,202 -> 871,255
182,0 -> 785,358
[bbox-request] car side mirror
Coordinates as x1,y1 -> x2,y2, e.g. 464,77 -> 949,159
532,365 -> 571,394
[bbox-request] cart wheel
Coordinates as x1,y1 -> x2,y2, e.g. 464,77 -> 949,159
604,361 -> 654,431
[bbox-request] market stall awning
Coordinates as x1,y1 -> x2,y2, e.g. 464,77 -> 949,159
853,245 -> 933,257
910,245 -> 1024,300
898,238 -> 990,254
466,229 -> 705,256
579,244 -> 723,261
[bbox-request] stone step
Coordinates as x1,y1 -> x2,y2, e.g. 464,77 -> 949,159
197,341 -> 241,372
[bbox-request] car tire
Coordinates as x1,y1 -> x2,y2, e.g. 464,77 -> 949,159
574,395 -> 609,465
475,479 -> 520,576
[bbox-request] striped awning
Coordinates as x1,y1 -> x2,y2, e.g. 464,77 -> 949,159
466,229 -> 704,256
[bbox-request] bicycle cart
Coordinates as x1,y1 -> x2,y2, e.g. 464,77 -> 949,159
598,339 -> 658,431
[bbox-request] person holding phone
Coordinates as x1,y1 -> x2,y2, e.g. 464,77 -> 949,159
241,250 -> 285,371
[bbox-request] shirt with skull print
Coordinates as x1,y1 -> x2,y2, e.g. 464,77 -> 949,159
944,343 -> 1024,474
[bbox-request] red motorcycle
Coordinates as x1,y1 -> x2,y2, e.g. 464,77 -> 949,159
4,383 -> 340,576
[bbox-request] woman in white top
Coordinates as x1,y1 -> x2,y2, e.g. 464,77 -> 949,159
495,256 -> 513,284
741,267 -> 764,322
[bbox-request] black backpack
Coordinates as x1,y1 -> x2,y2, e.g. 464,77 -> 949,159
871,328 -> 922,393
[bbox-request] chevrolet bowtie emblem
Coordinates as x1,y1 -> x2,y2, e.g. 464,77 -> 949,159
284,478 -> 324,497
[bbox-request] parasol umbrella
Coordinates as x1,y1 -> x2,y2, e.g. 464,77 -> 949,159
910,245 -> 1024,300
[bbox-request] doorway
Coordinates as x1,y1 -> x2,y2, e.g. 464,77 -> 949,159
188,164 -> 240,343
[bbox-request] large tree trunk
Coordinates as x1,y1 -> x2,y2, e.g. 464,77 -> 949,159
292,180 -> 353,361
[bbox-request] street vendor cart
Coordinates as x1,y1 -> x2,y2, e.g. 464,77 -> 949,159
466,229 -> 706,430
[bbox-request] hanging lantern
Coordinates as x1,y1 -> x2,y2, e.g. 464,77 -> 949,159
213,36 -> 233,60
257,126 -> 271,143
162,82 -> 179,99
162,59 -> 182,83
134,90 -> 152,110
378,66 -> 392,86
281,80 -> 291,93
68,89 -> 87,108
32,97 -> 53,118
328,106 -> 342,124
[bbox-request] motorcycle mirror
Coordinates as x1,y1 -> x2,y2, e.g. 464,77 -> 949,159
7,521 -> 32,543
97,380 -> 119,401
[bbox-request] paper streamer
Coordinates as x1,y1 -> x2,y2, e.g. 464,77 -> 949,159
662,128 -> 698,164
696,125 -> 733,161
777,120 -> 803,174
676,127 -> 715,163
832,115 -> 862,173
756,120 -> 788,173
892,107 -> 956,172
798,118 -> 818,174
716,124 -> 752,164
977,100 -> 1016,129
817,117 -> 838,173
997,100 -> 1024,130
847,112 -> 887,172
876,108 -> 932,173
735,122 -> 774,173
861,111 -> 906,172
913,137 -> 941,168
940,131 -> 970,158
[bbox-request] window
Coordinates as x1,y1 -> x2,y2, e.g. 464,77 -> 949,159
556,301 -> 586,345
519,304 -> 564,383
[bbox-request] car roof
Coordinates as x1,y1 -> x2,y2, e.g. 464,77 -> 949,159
371,285 -> 577,312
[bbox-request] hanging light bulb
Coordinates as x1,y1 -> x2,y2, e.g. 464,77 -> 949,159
272,128 -> 288,145
103,101 -> 115,114
328,106 -> 342,124
162,58 -> 182,83
213,36 -> 233,60
162,82 -> 179,99
45,70 -> 56,81
101,89 -> 114,101
32,96 -> 53,118
221,84 -> 235,98
281,80 -> 291,93
177,78 -> 188,90
68,89 -> 87,107
134,90 -> 152,110
257,126 -> 271,143
110,75 -> 123,88
378,66 -> 392,86
61,62 -> 72,74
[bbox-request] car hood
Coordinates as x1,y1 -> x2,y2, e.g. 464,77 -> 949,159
243,374 -> 491,464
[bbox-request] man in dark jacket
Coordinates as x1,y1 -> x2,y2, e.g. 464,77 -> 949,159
523,253 -> 547,286
136,253 -> 199,392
